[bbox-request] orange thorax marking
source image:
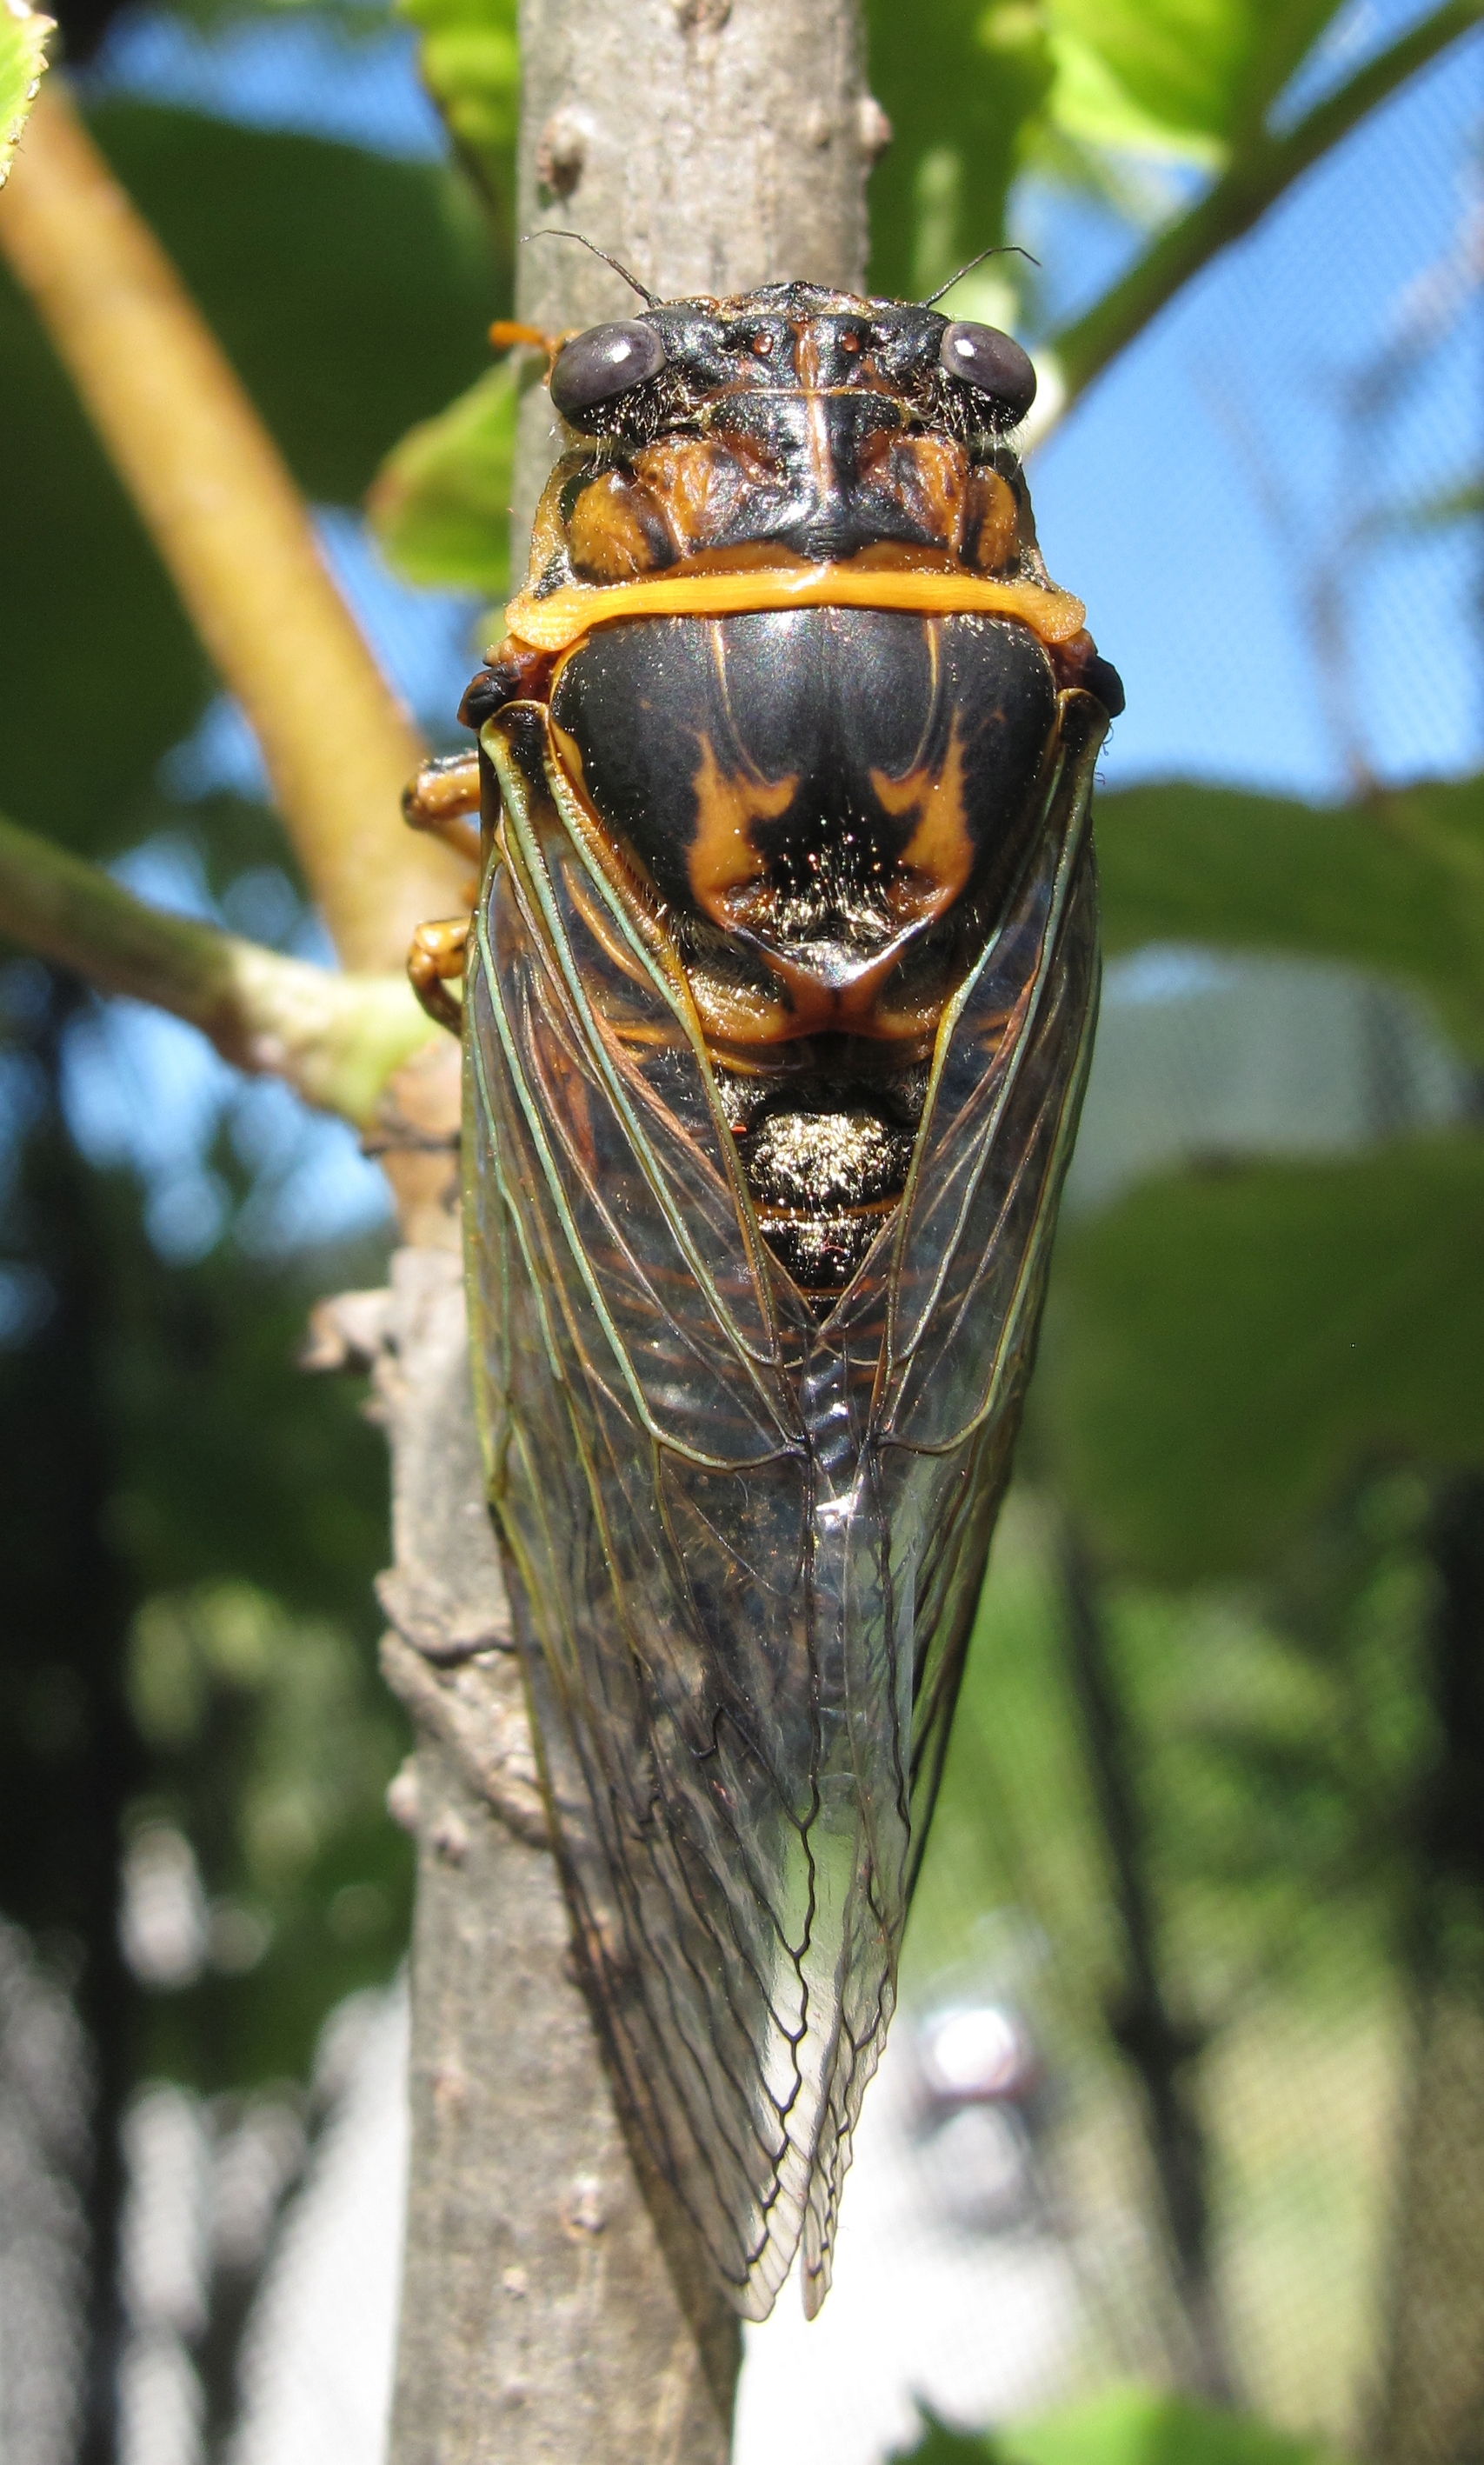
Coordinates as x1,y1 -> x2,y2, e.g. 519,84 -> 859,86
869,721 -> 975,928
686,739 -> 798,927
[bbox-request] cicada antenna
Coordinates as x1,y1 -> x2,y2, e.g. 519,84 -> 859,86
917,243 -> 1039,310
522,230 -> 660,308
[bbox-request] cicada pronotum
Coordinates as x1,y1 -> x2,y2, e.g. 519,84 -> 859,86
405,262 -> 1122,2321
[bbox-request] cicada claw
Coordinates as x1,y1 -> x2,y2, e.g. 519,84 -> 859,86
408,916 -> 469,1033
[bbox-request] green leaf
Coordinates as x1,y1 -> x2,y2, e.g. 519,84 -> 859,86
0,0 -> 51,190
91,102 -> 499,504
1037,1135 -> 1484,1582
1043,14 -> 1230,170
396,0 -> 517,250
864,0 -> 1054,302
1009,2384 -> 1345,2463
1041,0 -> 1341,169
1044,1 -> 1481,408
368,357 -> 515,600
1095,775 -> 1484,1064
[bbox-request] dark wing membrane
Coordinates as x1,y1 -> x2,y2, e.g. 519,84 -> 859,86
463,688 -> 1102,2319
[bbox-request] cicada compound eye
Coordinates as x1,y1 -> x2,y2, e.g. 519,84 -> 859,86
939,321 -> 1037,425
549,320 -> 667,423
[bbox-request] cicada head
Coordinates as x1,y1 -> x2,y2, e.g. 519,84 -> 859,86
544,281 -> 1044,565
551,279 -> 1035,432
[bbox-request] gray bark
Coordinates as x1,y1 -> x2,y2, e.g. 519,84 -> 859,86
373,8 -> 880,2454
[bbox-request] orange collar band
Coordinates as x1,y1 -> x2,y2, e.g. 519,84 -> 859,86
502,565 -> 1088,654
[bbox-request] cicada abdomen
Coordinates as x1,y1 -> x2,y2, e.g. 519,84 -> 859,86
411,277 -> 1120,2319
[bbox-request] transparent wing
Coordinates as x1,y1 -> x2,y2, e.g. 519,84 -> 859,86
463,690 -> 1104,2316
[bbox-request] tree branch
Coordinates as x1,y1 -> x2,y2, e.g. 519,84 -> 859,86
1048,0 -> 1482,414
0,809 -> 435,1126
0,82 -> 461,975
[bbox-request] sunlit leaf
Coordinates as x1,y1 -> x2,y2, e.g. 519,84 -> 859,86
396,0 -> 517,250
368,357 -> 515,598
1041,2 -> 1478,409
1096,776 -> 1484,1063
1043,18 -> 1228,168
864,0 -> 1054,301
0,0 -> 51,190
1041,0 -> 1342,168
1036,1135 -> 1484,1582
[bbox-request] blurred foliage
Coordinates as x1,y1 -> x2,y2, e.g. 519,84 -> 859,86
0,949 -> 407,2452
918,1475 -> 1434,2024
128,1580 -> 409,2088
911,1473 -> 1437,2429
1097,777 -> 1484,1066
1023,765 -> 1484,1608
1039,0 -> 1337,170
0,959 -> 405,2094
0,0 -> 51,183
1035,1136 -> 1484,1582
861,0 -> 1391,308
894,2387 -> 1345,2461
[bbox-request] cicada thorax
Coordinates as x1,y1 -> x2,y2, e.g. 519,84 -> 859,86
543,604 -> 1062,1309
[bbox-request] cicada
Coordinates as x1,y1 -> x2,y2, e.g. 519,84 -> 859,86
405,267 -> 1121,2320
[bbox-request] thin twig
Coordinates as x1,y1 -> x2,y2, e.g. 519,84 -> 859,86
0,81 -> 459,975
0,809 -> 435,1126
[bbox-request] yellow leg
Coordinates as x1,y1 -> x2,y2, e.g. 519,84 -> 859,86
403,751 -> 482,866
408,916 -> 469,1033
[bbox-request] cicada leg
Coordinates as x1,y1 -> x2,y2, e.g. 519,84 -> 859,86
408,916 -> 469,1033
404,752 -> 482,1029
403,643 -> 557,1036
403,750 -> 482,868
